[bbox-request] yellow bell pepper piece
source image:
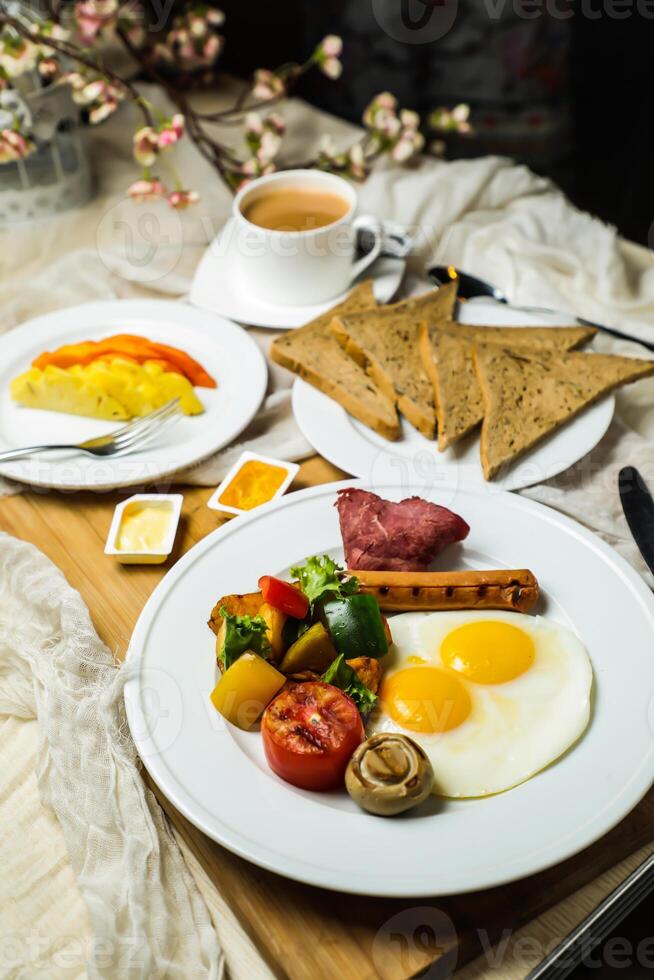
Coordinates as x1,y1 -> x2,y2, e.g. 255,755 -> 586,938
210,653 -> 285,730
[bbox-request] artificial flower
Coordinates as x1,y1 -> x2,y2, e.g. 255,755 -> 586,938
347,142 -> 367,180
168,188 -> 199,208
321,35 -> 343,57
257,129 -> 281,164
245,112 -> 263,136
73,78 -> 105,104
252,68 -> 284,101
128,178 -> 166,201
189,15 -> 207,38
154,7 -> 224,72
89,99 -> 118,123
400,109 -> 420,130
239,156 -> 275,179
66,72 -> 124,124
133,126 -> 159,166
0,128 -> 35,164
74,0 -> 119,44
391,134 -> 417,162
157,113 -> 185,148
363,91 -> 397,127
429,104 -> 471,134
240,157 -> 259,177
321,57 -> 342,80
38,57 -> 60,79
265,112 -> 285,135
0,35 -> 39,78
34,20 -> 70,58
314,34 -> 343,79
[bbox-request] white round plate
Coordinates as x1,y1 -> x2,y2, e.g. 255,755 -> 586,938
125,479 -> 654,897
189,218 -> 406,329
292,302 -> 614,492
0,300 -> 267,490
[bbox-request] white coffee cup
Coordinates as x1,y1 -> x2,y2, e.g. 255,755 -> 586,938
231,169 -> 382,307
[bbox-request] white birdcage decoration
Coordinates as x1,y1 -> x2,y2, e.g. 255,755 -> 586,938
0,72 -> 93,224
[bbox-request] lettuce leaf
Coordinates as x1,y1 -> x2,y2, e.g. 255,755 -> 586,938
290,554 -> 358,608
321,654 -> 377,714
219,606 -> 271,671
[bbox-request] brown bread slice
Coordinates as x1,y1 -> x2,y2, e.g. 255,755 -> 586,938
473,344 -> 654,480
331,283 -> 457,438
269,281 -> 400,440
419,322 -> 597,451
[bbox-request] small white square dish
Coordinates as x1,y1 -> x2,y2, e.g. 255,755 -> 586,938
207,451 -> 299,516
105,493 -> 183,564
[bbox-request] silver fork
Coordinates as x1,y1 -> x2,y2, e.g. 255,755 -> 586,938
0,399 -> 181,463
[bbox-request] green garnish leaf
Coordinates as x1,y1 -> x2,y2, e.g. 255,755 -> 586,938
290,554 -> 359,608
219,606 -> 271,671
321,654 -> 378,714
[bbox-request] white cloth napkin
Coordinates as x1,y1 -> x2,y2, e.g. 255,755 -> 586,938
0,532 -> 223,979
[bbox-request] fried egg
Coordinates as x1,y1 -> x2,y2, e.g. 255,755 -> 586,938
369,610 -> 592,798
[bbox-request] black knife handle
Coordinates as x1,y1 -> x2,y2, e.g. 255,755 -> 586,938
578,319 -> 654,354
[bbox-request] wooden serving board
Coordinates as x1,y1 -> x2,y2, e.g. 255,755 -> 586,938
1,458 -> 653,980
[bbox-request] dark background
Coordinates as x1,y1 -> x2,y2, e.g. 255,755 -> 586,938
214,0 -> 654,246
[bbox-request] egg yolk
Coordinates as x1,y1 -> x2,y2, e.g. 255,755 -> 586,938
440,620 -> 535,684
381,667 -> 471,733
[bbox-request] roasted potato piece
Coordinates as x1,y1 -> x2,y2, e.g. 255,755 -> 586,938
284,660 -> 382,695
259,602 -> 287,661
346,657 -> 383,695
279,622 -> 337,674
287,670 -> 320,682
208,591 -> 263,636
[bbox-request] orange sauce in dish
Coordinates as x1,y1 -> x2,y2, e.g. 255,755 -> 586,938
218,459 -> 288,511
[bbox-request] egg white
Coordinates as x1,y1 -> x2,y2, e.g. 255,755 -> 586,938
369,610 -> 593,798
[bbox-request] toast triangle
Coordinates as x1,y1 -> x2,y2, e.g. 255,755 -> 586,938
331,283 -> 457,438
419,322 -> 597,451
270,281 -> 401,440
474,344 -> 654,480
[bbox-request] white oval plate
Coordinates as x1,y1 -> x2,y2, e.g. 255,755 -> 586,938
292,302 -> 614,492
189,218 -> 406,329
125,479 -> 654,897
0,300 -> 267,490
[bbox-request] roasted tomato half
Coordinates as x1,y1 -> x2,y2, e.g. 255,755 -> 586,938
261,682 -> 365,791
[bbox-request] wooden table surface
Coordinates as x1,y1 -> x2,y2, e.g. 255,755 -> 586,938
2,459 -> 653,980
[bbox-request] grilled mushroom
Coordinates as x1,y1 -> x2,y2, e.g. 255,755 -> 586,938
345,733 -> 434,816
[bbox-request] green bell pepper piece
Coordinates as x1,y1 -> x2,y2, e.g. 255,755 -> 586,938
321,594 -> 388,659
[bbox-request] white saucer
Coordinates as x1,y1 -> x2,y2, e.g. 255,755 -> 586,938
189,218 -> 406,329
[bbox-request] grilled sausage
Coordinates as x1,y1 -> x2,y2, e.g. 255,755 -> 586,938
352,569 -> 539,613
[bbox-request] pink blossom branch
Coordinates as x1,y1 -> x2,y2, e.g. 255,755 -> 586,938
0,11 -> 155,127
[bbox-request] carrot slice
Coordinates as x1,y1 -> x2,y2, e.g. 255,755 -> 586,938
33,341 -> 103,370
32,335 -> 216,388
109,335 -> 217,388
